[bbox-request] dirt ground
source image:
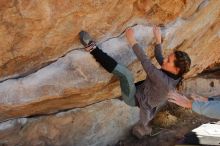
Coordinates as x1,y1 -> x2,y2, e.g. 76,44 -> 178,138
115,104 -> 217,146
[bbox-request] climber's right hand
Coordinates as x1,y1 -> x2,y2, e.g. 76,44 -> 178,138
125,28 -> 137,47
153,26 -> 162,44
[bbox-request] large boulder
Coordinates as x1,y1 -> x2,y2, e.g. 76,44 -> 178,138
0,0 -> 220,122
181,70 -> 220,97
0,1 -> 220,145
0,99 -> 139,146
0,0 -> 187,81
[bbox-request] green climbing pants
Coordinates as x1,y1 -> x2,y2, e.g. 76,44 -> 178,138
112,64 -> 136,106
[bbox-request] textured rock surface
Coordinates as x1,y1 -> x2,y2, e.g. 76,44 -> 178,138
181,72 -> 220,97
0,99 -> 139,146
0,0 -> 220,145
0,0 -> 186,81
1,0 -> 219,81
0,0 -> 220,122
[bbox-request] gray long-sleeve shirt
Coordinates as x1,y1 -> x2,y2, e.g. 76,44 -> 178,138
132,43 -> 180,110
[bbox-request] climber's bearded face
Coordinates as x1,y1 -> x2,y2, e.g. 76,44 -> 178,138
161,53 -> 180,75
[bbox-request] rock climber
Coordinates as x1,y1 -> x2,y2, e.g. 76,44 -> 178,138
78,26 -> 191,139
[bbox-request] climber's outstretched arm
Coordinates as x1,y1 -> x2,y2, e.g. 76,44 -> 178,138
153,26 -> 164,65
125,28 -> 170,85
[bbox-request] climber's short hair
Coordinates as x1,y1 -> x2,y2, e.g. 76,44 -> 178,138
174,51 -> 191,77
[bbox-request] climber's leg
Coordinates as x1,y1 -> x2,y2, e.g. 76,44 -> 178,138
132,106 -> 154,139
112,64 -> 136,106
79,31 -> 136,106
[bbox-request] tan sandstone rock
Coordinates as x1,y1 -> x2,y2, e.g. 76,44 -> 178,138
0,0 -> 197,81
0,0 -> 219,122
0,0 -> 219,145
